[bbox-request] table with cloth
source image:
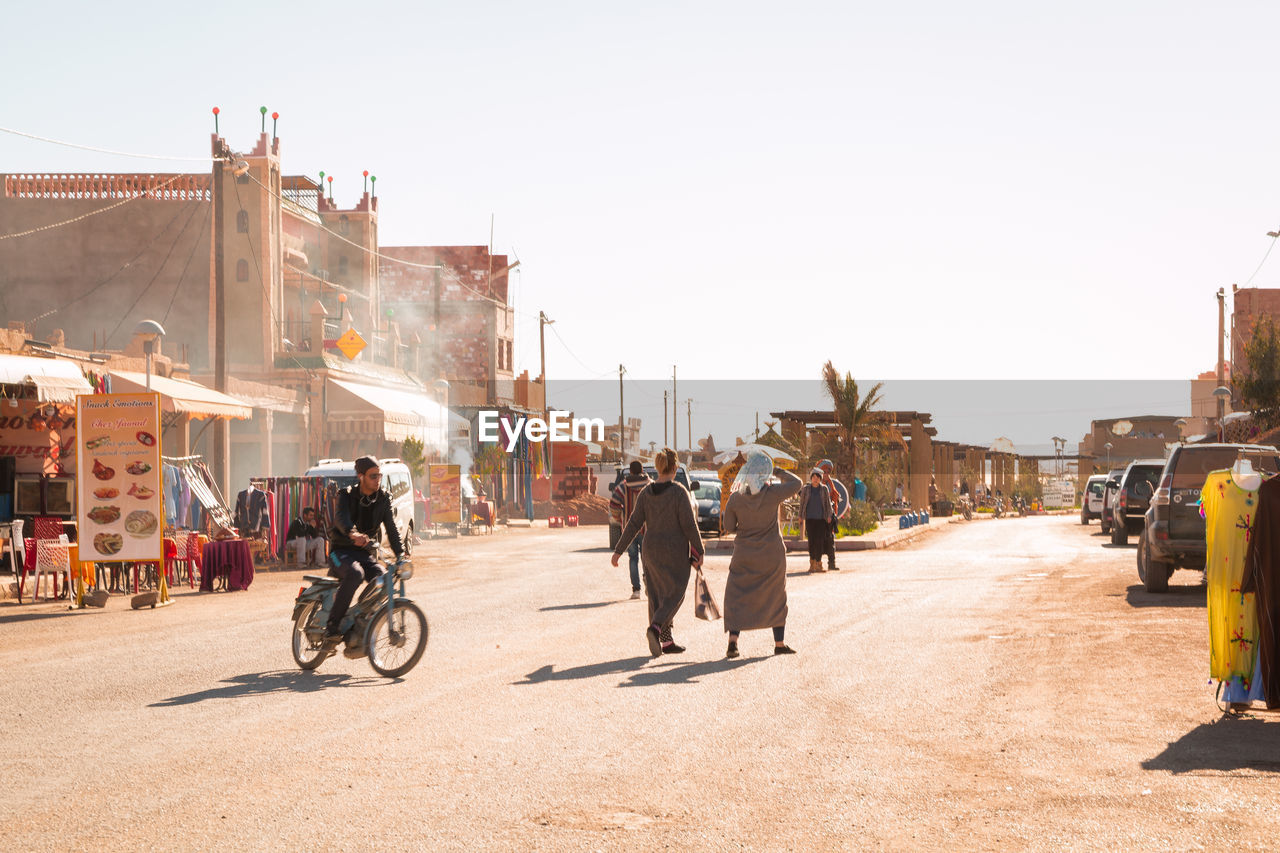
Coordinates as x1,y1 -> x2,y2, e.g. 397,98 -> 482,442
200,539 -> 254,591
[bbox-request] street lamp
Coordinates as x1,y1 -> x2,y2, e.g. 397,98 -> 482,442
1104,441 -> 1113,470
1051,436 -> 1066,479
1174,418 -> 1187,446
134,319 -> 166,392
1213,386 -> 1232,441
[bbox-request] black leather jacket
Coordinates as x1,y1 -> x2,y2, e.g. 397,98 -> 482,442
328,484 -> 404,558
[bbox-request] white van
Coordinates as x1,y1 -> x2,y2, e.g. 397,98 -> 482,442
303,457 -> 416,554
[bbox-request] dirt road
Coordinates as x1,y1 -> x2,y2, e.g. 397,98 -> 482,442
2,517 -> 1276,851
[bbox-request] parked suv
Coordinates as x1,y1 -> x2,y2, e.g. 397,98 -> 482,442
1108,459 -> 1165,546
607,463 -> 700,549
1080,474 -> 1108,524
1099,468 -> 1126,535
1138,443 -> 1280,592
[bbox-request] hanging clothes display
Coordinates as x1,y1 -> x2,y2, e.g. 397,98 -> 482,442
1201,468 -> 1265,703
162,455 -> 234,533
257,477 -> 340,558
1244,474 -> 1280,709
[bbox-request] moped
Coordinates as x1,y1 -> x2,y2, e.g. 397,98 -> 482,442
291,549 -> 427,678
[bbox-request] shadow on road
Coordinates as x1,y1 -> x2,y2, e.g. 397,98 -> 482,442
618,656 -> 763,687
571,547 -> 614,554
514,656 -> 651,684
0,606 -> 83,625
540,600 -> 621,612
149,670 -> 390,706
1124,584 -> 1205,609
1143,715 -> 1280,774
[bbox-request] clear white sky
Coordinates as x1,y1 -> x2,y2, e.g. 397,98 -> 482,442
3,1 -> 1278,388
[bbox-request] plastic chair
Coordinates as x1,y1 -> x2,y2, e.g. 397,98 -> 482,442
20,517 -> 69,602
4,519 -> 23,581
31,537 -> 70,602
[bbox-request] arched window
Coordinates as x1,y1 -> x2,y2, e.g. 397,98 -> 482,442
338,215 -> 350,235
236,259 -> 249,282
338,256 -> 349,277
236,210 -> 249,233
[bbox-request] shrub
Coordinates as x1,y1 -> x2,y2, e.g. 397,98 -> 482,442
837,500 -> 879,536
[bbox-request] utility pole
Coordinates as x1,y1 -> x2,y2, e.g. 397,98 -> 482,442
211,140 -> 230,501
686,398 -> 692,461
663,390 -> 668,446
1217,287 -> 1226,441
618,364 -> 625,461
539,310 -> 554,491
671,365 -> 677,454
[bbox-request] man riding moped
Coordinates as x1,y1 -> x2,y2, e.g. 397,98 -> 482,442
322,456 -> 404,650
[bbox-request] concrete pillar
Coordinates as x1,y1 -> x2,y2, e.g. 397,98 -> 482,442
909,418 -> 932,510
308,374 -> 325,465
168,413 -> 191,457
259,409 -> 274,477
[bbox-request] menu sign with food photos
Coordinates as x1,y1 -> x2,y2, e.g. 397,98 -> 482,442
75,393 -> 163,562
428,464 -> 461,524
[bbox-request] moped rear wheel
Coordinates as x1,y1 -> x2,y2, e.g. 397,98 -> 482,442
366,600 -> 428,678
292,600 -> 329,670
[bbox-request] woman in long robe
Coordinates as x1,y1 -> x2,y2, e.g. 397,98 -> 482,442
612,448 -> 704,657
721,451 -> 802,658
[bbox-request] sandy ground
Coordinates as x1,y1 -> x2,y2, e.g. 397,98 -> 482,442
2,517 -> 1278,851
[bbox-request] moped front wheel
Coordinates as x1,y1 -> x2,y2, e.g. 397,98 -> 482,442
366,600 -> 428,678
292,600 -> 329,670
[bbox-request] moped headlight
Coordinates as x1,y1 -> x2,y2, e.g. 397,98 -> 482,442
396,562 -> 414,580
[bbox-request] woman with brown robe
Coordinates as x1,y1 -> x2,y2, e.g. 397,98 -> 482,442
721,451 -> 802,658
612,448 -> 705,657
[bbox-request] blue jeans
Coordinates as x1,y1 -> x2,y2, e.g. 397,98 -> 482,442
627,535 -> 643,591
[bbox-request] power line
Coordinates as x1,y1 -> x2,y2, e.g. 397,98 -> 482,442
2,124 -> 538,318
231,176 -> 317,380
162,204 -> 212,326
104,199 -> 204,345
547,324 -> 612,377
0,125 -> 211,162
0,175 -> 184,241
240,169 -> 541,318
1245,232 -> 1280,286
26,187 -> 195,327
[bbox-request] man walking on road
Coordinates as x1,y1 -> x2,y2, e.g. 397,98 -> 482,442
610,460 -> 651,599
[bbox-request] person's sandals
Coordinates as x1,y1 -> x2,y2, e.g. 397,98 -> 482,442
630,589 -> 641,600
646,625 -> 662,657
662,643 -> 686,654
726,642 -> 740,659
774,645 -> 797,655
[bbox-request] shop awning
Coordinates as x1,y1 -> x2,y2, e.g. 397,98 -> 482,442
108,371 -> 253,420
0,353 -> 93,402
326,378 -> 449,451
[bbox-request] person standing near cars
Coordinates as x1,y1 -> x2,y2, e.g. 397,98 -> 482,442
722,451 -> 803,657
609,460 -> 651,599
612,448 -> 705,656
798,469 -> 835,573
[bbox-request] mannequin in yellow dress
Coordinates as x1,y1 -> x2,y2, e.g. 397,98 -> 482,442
1202,460 -> 1267,705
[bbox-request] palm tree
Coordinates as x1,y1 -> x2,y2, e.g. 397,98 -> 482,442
820,361 -> 893,480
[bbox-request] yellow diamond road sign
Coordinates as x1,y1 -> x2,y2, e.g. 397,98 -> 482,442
335,328 -> 367,360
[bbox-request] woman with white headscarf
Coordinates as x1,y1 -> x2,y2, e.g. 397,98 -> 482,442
721,450 -> 803,658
